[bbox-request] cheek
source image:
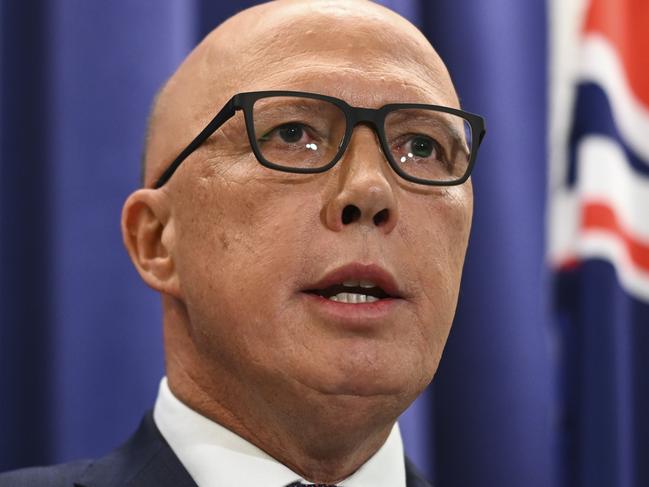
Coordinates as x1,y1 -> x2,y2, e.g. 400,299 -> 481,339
428,186 -> 473,277
399,186 -> 472,356
170,173 -> 320,350
409,184 -> 472,281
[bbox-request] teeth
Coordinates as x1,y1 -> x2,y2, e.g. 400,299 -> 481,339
343,280 -> 359,287
328,292 -> 380,304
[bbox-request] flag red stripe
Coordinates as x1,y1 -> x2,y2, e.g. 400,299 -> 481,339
583,0 -> 649,108
581,201 -> 649,272
557,257 -> 580,272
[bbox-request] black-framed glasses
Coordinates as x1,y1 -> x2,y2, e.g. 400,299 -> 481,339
153,90 -> 486,188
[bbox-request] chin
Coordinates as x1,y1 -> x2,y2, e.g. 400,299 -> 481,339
303,358 -> 423,399
312,374 -> 419,426
332,342 -> 431,395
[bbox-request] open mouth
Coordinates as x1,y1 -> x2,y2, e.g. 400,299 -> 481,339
303,263 -> 403,305
305,280 -> 393,304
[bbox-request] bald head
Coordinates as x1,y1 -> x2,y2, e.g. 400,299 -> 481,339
142,0 -> 457,187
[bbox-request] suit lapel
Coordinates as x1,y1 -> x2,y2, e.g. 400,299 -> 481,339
75,412 -> 197,487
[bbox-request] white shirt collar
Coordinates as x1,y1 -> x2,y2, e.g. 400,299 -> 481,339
153,377 -> 406,487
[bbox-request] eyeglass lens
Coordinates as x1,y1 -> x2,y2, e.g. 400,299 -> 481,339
250,95 -> 473,183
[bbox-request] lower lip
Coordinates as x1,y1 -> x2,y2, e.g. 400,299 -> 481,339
300,292 -> 402,325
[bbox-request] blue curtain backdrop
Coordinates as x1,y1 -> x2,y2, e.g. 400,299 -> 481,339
0,1 -> 554,486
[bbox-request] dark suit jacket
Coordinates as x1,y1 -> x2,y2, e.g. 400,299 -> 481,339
0,412 -> 433,486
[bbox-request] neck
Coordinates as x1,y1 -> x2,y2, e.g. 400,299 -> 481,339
162,299 -> 400,483
167,366 -> 395,483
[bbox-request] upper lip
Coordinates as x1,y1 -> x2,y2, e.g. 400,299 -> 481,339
304,262 -> 403,298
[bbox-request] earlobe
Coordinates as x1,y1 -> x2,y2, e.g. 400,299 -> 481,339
121,189 -> 181,298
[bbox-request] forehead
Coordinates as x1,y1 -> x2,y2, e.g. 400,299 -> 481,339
207,3 -> 458,109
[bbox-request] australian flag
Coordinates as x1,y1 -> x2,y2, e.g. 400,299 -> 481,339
549,0 -> 649,485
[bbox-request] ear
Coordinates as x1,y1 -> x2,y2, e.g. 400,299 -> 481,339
121,189 -> 181,298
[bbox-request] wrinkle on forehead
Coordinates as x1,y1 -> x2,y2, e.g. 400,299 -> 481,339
144,0 -> 458,187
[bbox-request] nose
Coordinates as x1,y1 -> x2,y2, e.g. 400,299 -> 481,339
323,126 -> 399,234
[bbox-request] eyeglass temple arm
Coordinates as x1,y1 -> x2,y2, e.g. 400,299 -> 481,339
153,97 -> 238,188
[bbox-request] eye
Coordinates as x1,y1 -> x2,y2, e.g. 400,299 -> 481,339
391,134 -> 445,163
409,135 -> 436,158
260,122 -> 308,144
278,123 -> 304,143
390,132 -> 453,176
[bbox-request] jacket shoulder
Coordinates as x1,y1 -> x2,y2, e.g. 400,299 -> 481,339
0,459 -> 91,487
0,412 -> 196,487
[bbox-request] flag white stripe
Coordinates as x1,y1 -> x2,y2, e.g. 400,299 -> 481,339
579,34 -> 649,162
578,137 -> 649,238
548,0 -> 588,194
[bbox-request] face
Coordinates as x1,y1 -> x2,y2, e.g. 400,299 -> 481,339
153,2 -> 473,413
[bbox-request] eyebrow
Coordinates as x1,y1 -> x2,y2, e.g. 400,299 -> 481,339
253,99 -> 338,116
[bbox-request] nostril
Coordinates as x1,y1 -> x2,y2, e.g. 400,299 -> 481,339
373,208 -> 390,226
342,205 -> 361,225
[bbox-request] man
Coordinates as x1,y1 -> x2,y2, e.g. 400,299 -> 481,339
0,0 -> 484,485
